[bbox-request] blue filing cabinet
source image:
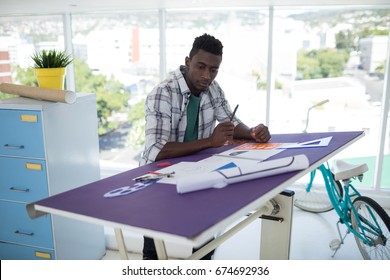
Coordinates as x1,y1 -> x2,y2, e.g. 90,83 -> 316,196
0,94 -> 105,260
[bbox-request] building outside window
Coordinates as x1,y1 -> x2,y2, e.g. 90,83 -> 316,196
269,7 -> 389,191
0,15 -> 64,85
71,12 -> 160,173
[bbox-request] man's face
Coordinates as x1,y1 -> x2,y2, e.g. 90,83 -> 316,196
185,49 -> 222,94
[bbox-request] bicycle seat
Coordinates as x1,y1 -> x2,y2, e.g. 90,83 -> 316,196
332,159 -> 368,181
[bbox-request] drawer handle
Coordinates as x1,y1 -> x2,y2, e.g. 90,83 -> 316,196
4,144 -> 25,149
35,251 -> 52,259
9,187 -> 30,193
20,114 -> 38,123
25,163 -> 42,171
15,230 -> 34,237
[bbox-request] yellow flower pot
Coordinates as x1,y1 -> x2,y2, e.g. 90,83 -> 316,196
34,68 -> 66,90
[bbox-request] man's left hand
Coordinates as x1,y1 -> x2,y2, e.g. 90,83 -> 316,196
250,124 -> 271,143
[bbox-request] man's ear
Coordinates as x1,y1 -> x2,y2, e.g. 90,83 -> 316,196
185,56 -> 190,67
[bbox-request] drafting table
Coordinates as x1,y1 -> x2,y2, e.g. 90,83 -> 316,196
28,131 -> 364,260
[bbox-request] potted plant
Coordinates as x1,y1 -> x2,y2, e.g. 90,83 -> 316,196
31,49 -> 73,90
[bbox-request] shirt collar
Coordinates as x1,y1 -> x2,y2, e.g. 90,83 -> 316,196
177,65 -> 191,97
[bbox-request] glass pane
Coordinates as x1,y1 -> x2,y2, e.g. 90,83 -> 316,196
0,15 -> 64,99
71,12 -> 160,174
382,99 -> 390,189
166,8 -> 269,125
272,7 -> 390,189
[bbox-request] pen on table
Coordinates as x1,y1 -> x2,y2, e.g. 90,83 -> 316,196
147,171 -> 175,177
230,104 -> 239,121
147,171 -> 175,175
133,171 -> 175,182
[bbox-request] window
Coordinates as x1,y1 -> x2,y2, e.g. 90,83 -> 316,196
0,15 -> 64,94
166,8 -> 269,125
71,12 -> 160,172
381,95 -> 390,188
1,5 -> 389,193
271,7 -> 390,190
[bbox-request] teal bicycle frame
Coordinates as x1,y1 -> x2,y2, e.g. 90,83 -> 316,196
314,162 -> 384,247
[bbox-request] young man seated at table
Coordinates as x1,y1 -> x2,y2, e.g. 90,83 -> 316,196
140,33 -> 271,260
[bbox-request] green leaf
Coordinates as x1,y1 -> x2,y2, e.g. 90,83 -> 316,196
31,49 -> 73,68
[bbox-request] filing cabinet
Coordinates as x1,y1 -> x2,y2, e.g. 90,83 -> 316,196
0,93 -> 105,259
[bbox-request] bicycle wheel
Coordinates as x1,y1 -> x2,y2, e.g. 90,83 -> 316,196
293,170 -> 343,213
351,196 -> 390,260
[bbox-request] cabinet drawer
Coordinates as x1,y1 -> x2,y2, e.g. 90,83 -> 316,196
0,201 -> 53,249
0,110 -> 45,158
0,157 -> 48,202
0,242 -> 55,260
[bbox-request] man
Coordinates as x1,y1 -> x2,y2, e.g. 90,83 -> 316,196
140,33 -> 271,259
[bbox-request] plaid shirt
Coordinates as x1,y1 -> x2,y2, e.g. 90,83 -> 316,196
140,65 -> 241,165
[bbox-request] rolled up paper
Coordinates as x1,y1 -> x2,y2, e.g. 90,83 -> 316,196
176,154 -> 310,194
0,83 -> 76,104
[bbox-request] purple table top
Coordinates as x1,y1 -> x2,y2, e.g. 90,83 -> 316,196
32,131 -> 363,240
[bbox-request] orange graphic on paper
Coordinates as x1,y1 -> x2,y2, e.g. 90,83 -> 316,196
233,143 -> 284,150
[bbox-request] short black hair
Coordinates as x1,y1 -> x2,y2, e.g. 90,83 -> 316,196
189,33 -> 223,58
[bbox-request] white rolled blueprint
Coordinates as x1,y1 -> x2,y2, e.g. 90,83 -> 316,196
0,83 -> 76,104
176,154 -> 309,194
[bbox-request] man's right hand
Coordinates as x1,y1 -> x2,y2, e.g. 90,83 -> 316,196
210,122 -> 234,147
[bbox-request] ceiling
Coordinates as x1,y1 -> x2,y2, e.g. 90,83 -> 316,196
1,0 -> 390,16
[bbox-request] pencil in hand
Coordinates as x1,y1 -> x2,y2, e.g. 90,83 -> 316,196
230,104 -> 239,121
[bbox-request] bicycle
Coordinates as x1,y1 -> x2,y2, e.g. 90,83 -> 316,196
293,158 -> 390,259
